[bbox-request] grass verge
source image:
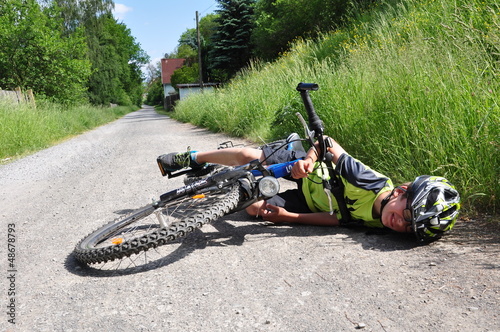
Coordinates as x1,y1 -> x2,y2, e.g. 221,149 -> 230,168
0,100 -> 137,162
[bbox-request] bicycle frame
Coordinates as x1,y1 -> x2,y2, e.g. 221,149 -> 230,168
157,83 -> 333,213
157,157 -> 301,207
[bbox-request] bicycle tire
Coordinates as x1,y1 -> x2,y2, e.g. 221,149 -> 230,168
74,183 -> 241,265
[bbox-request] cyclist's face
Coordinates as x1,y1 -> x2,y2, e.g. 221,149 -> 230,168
381,188 -> 412,233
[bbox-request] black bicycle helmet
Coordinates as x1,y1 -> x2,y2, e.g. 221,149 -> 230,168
406,175 -> 461,242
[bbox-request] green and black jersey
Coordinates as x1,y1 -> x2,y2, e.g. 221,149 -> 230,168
301,153 -> 393,227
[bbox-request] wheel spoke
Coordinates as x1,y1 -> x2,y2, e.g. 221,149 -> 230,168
74,183 -> 241,267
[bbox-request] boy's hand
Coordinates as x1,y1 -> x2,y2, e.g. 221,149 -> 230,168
258,202 -> 288,223
291,158 -> 314,179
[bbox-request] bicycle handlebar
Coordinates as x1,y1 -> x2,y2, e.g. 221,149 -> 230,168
296,82 -> 325,161
296,83 -> 319,91
297,82 -> 347,219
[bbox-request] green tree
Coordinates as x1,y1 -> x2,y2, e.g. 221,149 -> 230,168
84,14 -> 149,105
199,13 -> 220,43
252,0 -> 375,61
112,15 -> 148,104
49,0 -> 148,105
208,0 -> 255,81
46,0 -> 115,35
178,29 -> 199,53
144,61 -> 163,106
170,63 -> 200,89
199,13 -> 220,82
174,44 -> 198,61
168,14 -> 219,83
0,0 -> 91,103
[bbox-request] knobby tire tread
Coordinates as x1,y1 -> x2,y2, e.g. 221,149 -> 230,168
74,183 -> 241,265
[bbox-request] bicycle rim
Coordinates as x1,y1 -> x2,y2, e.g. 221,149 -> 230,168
74,183 -> 241,265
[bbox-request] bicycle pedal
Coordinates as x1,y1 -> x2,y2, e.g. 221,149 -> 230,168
186,164 -> 217,177
165,168 -> 191,179
157,159 -> 169,177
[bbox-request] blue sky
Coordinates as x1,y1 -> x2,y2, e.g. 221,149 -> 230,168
112,1 -> 218,68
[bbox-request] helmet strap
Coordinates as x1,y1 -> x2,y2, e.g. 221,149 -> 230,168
379,188 -> 395,216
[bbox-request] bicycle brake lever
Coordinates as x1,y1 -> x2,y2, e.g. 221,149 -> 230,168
249,159 -> 271,177
296,112 -> 316,147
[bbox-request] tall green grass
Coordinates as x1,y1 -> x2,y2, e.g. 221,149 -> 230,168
172,0 -> 499,213
0,100 -> 137,161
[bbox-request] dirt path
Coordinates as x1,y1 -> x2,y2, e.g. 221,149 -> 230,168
1,106 -> 498,331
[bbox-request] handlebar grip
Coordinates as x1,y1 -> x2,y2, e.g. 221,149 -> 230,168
296,83 -> 319,91
296,83 -> 323,135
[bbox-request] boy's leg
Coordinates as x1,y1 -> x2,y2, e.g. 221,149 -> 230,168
157,134 -> 305,173
195,148 -> 265,166
157,147 -> 265,173
195,140 -> 305,166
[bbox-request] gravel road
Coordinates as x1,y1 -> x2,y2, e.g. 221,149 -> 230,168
1,106 -> 499,332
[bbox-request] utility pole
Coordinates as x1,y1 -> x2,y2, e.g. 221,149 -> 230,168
196,11 -> 203,90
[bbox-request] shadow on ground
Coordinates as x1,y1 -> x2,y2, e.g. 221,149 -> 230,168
65,210 -> 421,277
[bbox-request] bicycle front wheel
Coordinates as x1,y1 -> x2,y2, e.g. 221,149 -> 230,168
74,183 -> 241,265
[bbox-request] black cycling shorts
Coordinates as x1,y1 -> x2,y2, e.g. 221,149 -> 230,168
265,188 -> 312,214
260,147 -> 310,213
261,146 -> 307,165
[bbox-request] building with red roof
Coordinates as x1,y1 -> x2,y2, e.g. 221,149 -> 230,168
161,58 -> 185,95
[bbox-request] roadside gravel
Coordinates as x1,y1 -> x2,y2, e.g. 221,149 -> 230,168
1,106 -> 498,331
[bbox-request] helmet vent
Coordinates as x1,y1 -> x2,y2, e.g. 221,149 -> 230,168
426,188 -> 441,206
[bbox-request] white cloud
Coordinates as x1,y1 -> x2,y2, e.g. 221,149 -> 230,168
113,3 -> 133,20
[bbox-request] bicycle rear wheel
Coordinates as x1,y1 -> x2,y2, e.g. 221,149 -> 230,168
74,183 -> 241,265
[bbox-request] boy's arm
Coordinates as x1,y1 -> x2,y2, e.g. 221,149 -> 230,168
259,203 -> 340,226
291,136 -> 347,179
